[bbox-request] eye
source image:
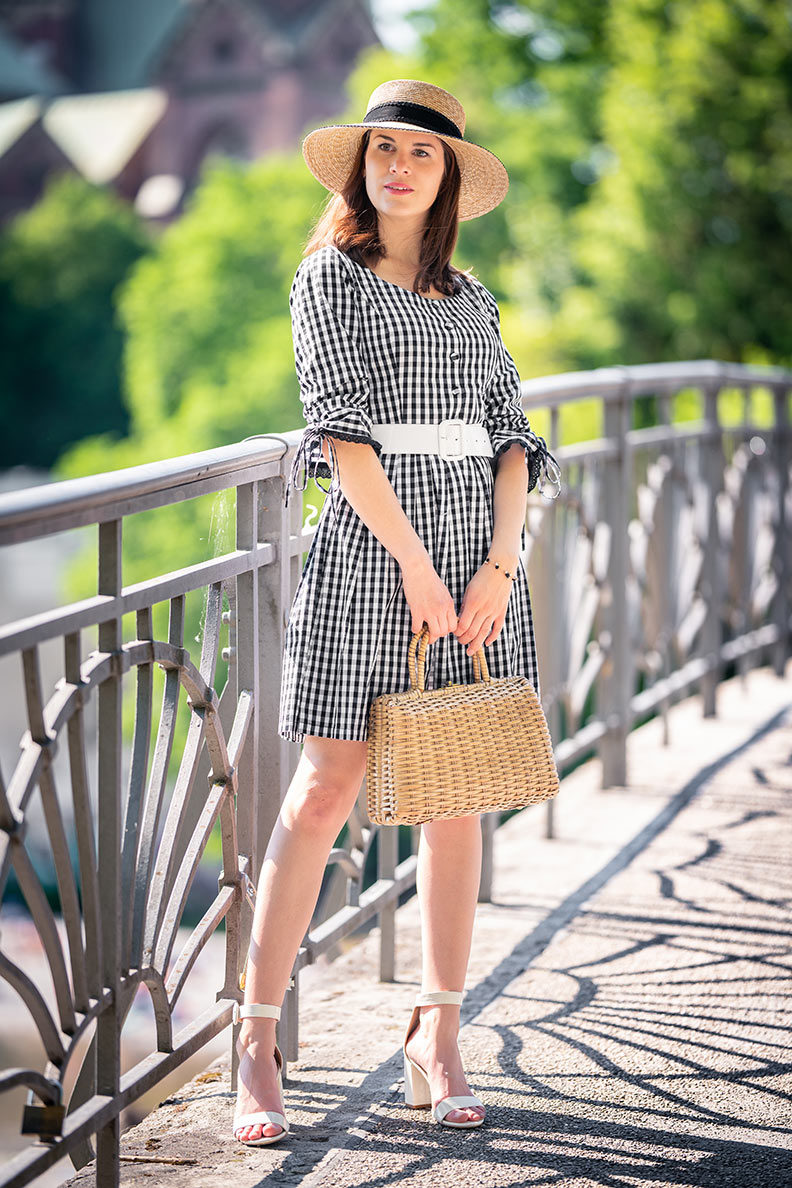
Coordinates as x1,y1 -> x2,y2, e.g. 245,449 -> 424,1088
375,143 -> 430,157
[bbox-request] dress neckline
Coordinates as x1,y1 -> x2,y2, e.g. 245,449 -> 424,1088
331,245 -> 462,304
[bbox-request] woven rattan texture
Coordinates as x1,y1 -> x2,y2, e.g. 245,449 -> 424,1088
366,627 -> 559,825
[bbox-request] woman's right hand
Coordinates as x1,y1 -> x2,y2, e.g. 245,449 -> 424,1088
400,555 -> 458,645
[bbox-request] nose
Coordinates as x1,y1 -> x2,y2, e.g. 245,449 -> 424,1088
389,149 -> 411,173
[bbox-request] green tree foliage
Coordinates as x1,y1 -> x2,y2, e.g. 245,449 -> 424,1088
573,0 -> 792,367
0,174 -> 150,468
415,0 -> 792,374
56,149 -> 354,699
59,151 -> 335,480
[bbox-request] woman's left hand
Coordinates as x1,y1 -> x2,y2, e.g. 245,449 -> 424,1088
454,552 -> 519,657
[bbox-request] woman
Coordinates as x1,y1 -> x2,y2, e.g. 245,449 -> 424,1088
232,79 -> 561,1146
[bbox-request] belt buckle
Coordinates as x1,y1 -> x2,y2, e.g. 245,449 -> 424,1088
437,418 -> 465,460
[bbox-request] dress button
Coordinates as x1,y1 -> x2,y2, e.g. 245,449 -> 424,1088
449,352 -> 459,359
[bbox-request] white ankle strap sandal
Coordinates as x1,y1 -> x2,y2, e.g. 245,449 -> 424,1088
232,1001 -> 290,1145
413,990 -> 464,1006
232,1002 -> 281,1023
402,990 -> 486,1128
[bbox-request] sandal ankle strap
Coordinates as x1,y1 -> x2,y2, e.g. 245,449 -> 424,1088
414,990 -> 464,1007
233,1002 -> 281,1024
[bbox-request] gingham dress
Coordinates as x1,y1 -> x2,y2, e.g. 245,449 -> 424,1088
278,244 -> 560,744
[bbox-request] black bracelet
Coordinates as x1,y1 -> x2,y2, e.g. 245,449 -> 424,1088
485,555 -> 517,581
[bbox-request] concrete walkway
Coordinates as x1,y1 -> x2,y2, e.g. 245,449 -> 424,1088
66,662 -> 792,1187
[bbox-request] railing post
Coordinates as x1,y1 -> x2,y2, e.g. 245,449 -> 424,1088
597,386 -> 632,788
699,381 -> 724,716
232,481 -> 258,1090
96,519 -> 122,1188
771,384 -> 791,676
233,467 -> 297,1079
378,824 -> 398,980
543,402 -> 562,838
478,812 -> 496,902
260,471 -> 297,1064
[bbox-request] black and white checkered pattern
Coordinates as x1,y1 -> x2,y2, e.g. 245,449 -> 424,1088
278,244 -> 559,743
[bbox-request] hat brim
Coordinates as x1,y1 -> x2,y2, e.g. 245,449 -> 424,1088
301,122 -> 509,221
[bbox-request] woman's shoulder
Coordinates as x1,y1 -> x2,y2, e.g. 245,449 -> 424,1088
291,244 -> 357,295
455,267 -> 499,319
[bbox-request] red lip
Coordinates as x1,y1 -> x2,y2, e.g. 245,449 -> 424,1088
385,184 -> 413,192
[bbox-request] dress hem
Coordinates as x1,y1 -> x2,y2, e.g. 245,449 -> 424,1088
278,722 -> 369,743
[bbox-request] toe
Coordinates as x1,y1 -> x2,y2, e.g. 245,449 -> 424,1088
446,1106 -> 484,1124
241,1121 -> 283,1142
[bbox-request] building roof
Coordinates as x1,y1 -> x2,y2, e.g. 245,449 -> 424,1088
77,0 -> 345,92
0,25 -> 65,96
0,95 -> 43,157
78,0 -> 186,92
41,87 -> 168,182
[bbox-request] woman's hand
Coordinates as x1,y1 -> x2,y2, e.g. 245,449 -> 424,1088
400,555 -> 458,645
454,551 -> 519,657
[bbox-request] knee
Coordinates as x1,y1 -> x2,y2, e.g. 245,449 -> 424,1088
290,750 -> 365,831
421,813 -> 482,843
294,781 -> 352,829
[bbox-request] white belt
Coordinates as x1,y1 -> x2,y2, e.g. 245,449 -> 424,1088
370,419 -> 493,460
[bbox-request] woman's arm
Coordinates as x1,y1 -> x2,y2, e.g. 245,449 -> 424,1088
321,436 -> 459,644
452,443 -> 528,657
490,442 -> 529,570
320,436 -> 429,571
286,248 -> 457,641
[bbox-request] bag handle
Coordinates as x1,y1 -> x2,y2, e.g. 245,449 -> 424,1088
407,623 -> 492,692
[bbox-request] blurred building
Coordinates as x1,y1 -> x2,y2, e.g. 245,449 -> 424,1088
0,0 -> 379,222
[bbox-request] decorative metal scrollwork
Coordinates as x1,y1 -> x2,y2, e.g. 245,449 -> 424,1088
0,582 -> 251,1168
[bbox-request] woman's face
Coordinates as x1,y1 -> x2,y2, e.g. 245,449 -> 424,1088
363,127 -> 447,222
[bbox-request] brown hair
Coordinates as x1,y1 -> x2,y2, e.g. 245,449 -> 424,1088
302,128 -> 467,297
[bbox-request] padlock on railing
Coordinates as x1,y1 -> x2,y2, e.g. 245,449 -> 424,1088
21,1080 -> 65,1142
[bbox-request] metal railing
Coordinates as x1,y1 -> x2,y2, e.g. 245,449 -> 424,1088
0,358 -> 789,1187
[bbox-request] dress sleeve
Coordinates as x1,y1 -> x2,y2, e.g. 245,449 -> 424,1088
283,247 -> 382,512
479,284 -> 561,500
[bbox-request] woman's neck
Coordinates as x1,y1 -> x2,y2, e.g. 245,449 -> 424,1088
375,216 -> 425,270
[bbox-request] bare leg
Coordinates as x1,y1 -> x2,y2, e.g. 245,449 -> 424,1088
234,736 -> 367,1142
404,813 -> 485,1123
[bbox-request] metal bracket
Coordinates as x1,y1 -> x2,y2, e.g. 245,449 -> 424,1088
241,872 -> 257,912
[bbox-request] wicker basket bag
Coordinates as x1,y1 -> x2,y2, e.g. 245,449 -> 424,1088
366,623 -> 560,826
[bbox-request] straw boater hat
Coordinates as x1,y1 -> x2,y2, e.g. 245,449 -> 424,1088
301,79 -> 509,221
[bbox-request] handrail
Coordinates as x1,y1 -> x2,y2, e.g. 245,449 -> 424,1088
0,435 -> 298,545
519,357 -> 791,404
1,358 -> 788,544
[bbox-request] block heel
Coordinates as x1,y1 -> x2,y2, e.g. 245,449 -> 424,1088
403,1047 -> 432,1107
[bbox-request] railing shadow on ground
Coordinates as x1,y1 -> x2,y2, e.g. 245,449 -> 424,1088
0,357 -> 789,1188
